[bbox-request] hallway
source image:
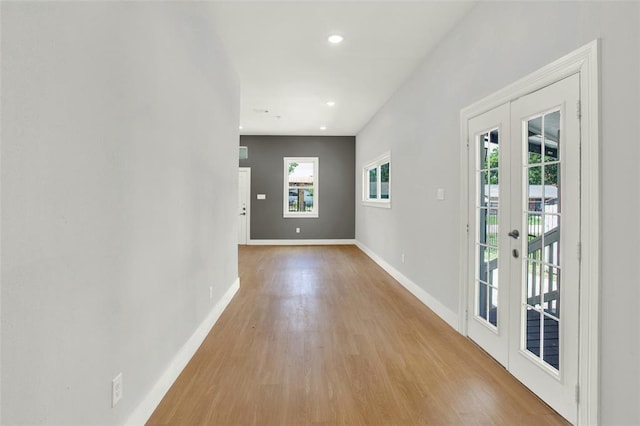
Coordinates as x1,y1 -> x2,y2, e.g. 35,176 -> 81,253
148,245 -> 565,425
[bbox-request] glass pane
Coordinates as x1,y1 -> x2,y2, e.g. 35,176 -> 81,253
543,219 -> 561,267
482,131 -> 499,171
380,163 -> 390,199
478,209 -> 487,245
288,186 -> 314,212
478,244 -> 488,282
544,163 -> 560,212
487,209 -> 498,247
527,116 -> 543,164
525,306 -> 542,358
479,172 -> 488,207
477,282 -> 488,320
368,168 -> 377,199
486,247 -> 498,287
303,188 -> 313,211
487,170 -> 499,208
489,286 -> 498,326
288,160 -> 315,212
527,166 -> 543,212
527,213 -> 543,244
542,315 -> 560,370
543,111 -> 560,161
526,260 -> 542,307
543,265 -> 560,319
288,188 -> 297,212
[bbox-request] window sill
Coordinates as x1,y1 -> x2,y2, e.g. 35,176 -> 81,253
362,200 -> 391,209
283,213 -> 319,218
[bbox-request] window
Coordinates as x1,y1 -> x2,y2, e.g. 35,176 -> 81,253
283,157 -> 319,218
363,152 -> 391,207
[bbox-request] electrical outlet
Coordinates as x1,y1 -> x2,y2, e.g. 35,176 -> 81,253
401,253 -> 405,264
209,286 -> 213,300
112,373 -> 123,408
295,227 -> 300,233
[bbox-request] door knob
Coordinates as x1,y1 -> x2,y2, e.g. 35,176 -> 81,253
508,229 -> 520,239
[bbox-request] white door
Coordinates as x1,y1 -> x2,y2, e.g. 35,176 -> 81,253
508,74 -> 580,422
238,168 -> 250,245
467,74 -> 580,423
467,103 -> 510,367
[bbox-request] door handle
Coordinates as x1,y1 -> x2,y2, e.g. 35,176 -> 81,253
508,229 -> 520,239
239,212 -> 246,216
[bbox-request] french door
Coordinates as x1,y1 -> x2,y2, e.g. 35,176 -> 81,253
467,74 -> 580,423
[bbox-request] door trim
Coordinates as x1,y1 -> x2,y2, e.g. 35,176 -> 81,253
458,40 -> 600,425
239,167 -> 251,245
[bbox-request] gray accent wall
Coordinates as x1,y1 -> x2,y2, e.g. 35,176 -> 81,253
240,136 -> 355,240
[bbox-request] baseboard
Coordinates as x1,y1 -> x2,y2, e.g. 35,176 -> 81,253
248,239 -> 355,246
354,241 -> 459,331
125,277 -> 240,426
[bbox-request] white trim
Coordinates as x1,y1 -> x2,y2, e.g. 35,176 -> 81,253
248,239 -> 355,246
361,200 -> 391,209
283,157 -> 319,218
355,241 -> 458,330
125,278 -> 240,426
458,40 -> 599,425
239,167 -> 251,245
577,39 -> 600,426
0,2 -> 3,420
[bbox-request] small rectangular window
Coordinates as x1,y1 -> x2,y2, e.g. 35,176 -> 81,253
284,157 -> 319,218
363,152 -> 391,208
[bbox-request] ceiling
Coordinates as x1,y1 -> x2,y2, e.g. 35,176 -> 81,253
208,1 -> 476,136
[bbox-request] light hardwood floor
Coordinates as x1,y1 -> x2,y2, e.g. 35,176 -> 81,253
148,245 -> 566,425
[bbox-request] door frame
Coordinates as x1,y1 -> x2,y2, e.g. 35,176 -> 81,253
458,40 -> 600,425
239,167 -> 251,245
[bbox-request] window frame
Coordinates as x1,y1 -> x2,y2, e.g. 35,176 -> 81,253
283,157 -> 319,218
362,152 -> 391,208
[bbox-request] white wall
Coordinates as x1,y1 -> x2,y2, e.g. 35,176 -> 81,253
1,2 -> 239,424
356,2 -> 639,424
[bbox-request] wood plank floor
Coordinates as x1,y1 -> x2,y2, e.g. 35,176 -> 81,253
148,245 -> 566,425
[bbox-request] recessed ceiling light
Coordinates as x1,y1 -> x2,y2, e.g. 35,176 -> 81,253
239,125 -> 243,130
326,101 -> 336,107
320,125 -> 327,130
328,34 -> 343,44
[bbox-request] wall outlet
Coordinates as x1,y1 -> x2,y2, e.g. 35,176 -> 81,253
295,227 -> 300,233
112,373 -> 123,408
209,286 -> 213,301
401,253 -> 405,264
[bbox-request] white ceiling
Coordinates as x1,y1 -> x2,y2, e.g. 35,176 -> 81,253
208,1 -> 476,136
